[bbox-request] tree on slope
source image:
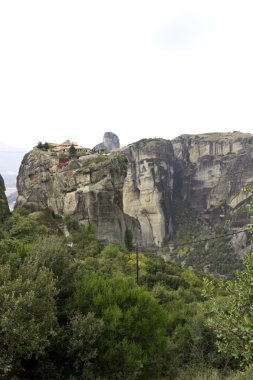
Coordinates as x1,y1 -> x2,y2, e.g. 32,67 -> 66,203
203,194 -> 253,368
73,275 -> 167,379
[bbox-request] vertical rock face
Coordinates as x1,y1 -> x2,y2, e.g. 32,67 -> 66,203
15,132 -> 253,276
103,132 -> 120,151
94,132 -> 120,152
0,174 -> 10,222
172,132 -> 253,216
170,132 -> 253,276
16,139 -> 176,249
16,149 -> 139,245
122,139 -> 174,247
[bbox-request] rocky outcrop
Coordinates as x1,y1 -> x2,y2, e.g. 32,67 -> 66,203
103,132 -> 120,151
170,132 -> 253,276
0,174 -> 10,222
172,132 -> 253,216
122,139 -> 174,247
16,132 -> 253,276
16,150 -> 140,246
94,132 -> 120,152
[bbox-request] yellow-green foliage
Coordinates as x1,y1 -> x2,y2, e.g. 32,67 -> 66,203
79,152 -> 127,173
177,246 -> 193,256
1,206 -> 251,379
203,253 -> 253,368
173,364 -> 253,380
127,252 -> 146,269
181,268 -> 203,289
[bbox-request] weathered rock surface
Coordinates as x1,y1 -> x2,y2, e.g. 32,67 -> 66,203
122,139 -> 174,247
170,132 -> 253,276
103,132 -> 120,151
94,132 -> 120,152
16,150 -> 139,245
172,132 -> 253,217
16,132 -> 253,276
0,174 -> 10,222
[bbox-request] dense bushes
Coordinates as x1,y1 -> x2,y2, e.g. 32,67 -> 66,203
0,207 -> 253,379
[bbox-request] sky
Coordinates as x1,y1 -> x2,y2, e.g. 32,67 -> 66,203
1,0 -> 253,151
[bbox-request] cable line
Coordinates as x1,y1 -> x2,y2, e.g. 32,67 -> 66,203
170,228 -> 250,248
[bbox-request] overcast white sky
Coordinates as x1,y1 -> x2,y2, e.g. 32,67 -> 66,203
1,0 -> 253,151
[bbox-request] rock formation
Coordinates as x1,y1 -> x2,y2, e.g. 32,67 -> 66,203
0,174 -> 10,222
172,132 -> 253,214
16,150 -> 140,245
94,132 -> 120,152
122,139 -> 174,247
16,132 -> 253,276
170,132 -> 253,275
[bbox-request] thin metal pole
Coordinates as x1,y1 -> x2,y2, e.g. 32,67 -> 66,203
136,244 -> 139,285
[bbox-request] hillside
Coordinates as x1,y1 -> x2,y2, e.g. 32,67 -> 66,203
16,132 -> 253,276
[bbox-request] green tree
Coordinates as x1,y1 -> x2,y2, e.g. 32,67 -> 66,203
67,312 -> 104,379
69,144 -> 77,158
73,275 -> 167,379
3,207 -> 49,243
25,235 -> 76,318
203,254 -> 253,368
36,142 -> 49,150
0,265 -> 58,376
124,228 -> 133,251
72,224 -> 100,258
202,190 -> 253,369
0,174 -> 10,223
64,214 -> 79,232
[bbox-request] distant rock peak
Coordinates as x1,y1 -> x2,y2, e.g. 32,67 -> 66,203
93,132 -> 120,152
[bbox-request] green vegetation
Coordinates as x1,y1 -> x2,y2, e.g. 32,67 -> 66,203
170,200 -> 242,277
131,138 -> 168,149
73,275 -> 167,379
124,228 -> 133,251
203,252 -> 253,368
36,141 -> 49,150
1,200 -> 253,379
76,152 -> 128,175
68,144 -> 77,158
0,175 -> 10,223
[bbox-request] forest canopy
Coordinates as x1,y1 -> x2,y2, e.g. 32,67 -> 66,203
1,206 -> 253,379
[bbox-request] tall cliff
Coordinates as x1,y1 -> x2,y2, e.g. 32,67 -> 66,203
0,174 -> 10,222
16,150 -> 140,245
172,132 -> 253,214
16,132 -> 253,276
122,139 -> 174,247
170,132 -> 253,275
